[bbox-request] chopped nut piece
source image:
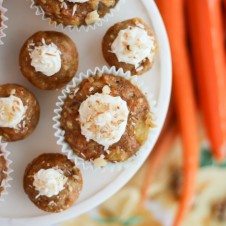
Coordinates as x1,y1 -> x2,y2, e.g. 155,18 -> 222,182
85,10 -> 100,25
10,89 -> 16,95
102,85 -> 111,94
89,87 -> 94,92
73,88 -> 79,95
66,121 -> 73,129
93,155 -> 108,167
72,4 -> 77,16
100,0 -> 116,7
136,66 -> 144,72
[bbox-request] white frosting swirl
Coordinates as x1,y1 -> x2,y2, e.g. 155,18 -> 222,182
79,86 -> 129,150
0,95 -> 26,128
29,39 -> 62,77
33,168 -> 68,198
67,0 -> 89,3
111,26 -> 155,68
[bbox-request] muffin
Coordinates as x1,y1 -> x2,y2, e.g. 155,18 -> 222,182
60,73 -> 153,166
23,153 -> 83,212
102,18 -> 157,75
33,0 -> 119,27
19,31 -> 78,90
0,84 -> 40,142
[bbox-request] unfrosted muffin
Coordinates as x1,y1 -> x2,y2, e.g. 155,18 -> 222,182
0,84 -> 40,142
23,153 -> 83,212
34,0 -> 119,27
102,18 -> 156,75
19,31 -> 78,90
60,73 -> 153,166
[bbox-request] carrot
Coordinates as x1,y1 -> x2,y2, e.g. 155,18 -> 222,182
140,123 -> 178,204
223,0 -> 226,52
186,0 -> 226,160
156,0 -> 199,225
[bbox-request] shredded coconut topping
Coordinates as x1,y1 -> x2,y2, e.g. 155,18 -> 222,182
0,95 -> 27,128
79,86 -> 129,150
29,39 -> 62,77
33,168 -> 68,198
111,26 -> 155,68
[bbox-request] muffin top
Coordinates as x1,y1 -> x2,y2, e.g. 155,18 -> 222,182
24,153 -> 83,212
34,0 -> 119,27
0,150 -> 7,195
102,18 -> 156,75
61,74 -> 153,166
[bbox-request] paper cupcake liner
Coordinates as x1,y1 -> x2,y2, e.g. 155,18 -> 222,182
0,138 -> 13,201
53,66 -> 157,170
30,0 -> 124,32
0,0 -> 8,45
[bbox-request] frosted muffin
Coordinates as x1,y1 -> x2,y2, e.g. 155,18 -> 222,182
0,84 -> 40,142
60,73 -> 153,166
102,18 -> 156,75
19,31 -> 78,90
34,0 -> 119,27
24,153 -> 83,212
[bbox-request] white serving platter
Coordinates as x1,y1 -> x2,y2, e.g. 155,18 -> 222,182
0,0 -> 171,225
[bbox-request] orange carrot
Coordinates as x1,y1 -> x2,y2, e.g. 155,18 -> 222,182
223,0 -> 226,53
156,0 -> 199,225
140,123 -> 178,204
186,0 -> 226,160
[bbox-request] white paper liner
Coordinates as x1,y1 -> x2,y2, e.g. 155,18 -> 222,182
30,0 -> 124,32
0,0 -> 8,45
0,138 -> 13,201
53,66 -> 157,170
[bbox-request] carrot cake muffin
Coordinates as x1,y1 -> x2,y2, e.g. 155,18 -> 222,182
102,18 -> 156,75
60,74 -> 153,165
34,0 -> 119,27
0,150 -> 7,196
19,31 -> 78,90
0,84 -> 40,142
24,153 -> 83,212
